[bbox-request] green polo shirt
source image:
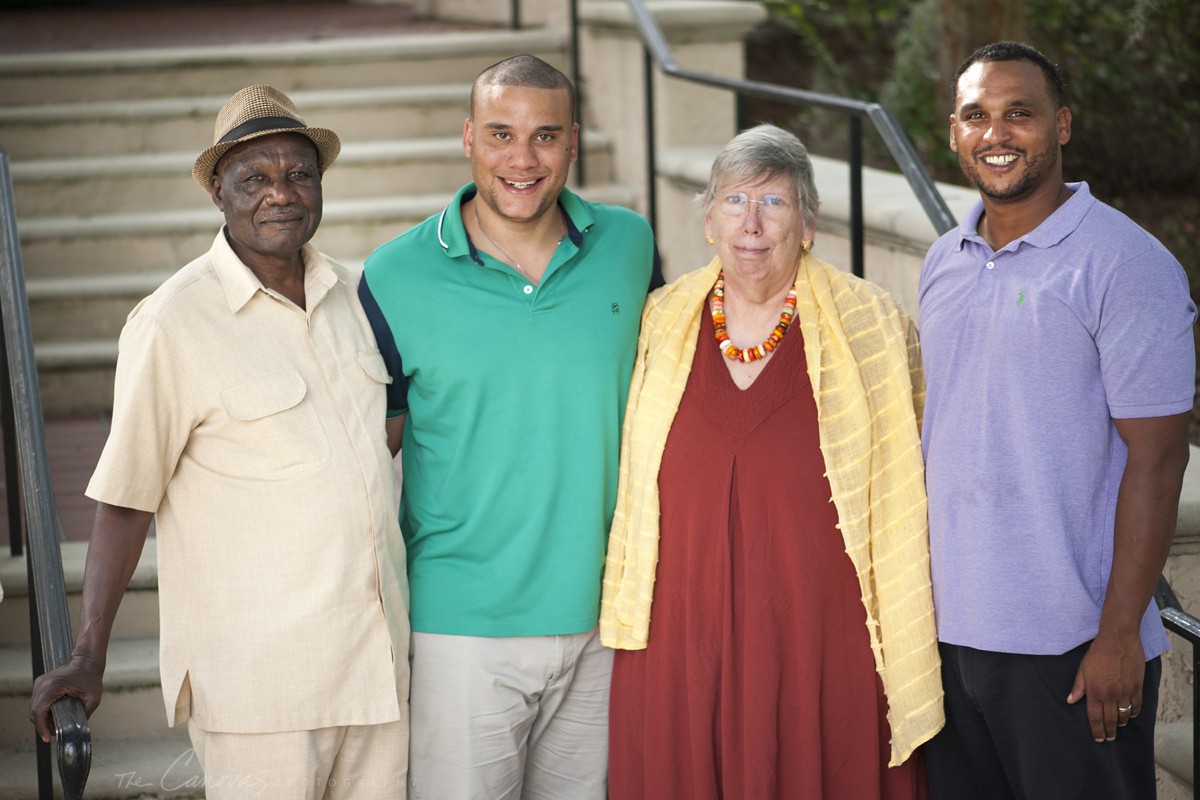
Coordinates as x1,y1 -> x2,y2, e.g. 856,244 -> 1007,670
360,184 -> 656,636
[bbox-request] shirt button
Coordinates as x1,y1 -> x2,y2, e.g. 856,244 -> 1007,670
523,285 -> 533,295
985,261 -> 996,270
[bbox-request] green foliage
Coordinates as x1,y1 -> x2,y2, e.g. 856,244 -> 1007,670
1041,0 -> 1199,196
759,0 -> 910,99
748,0 -> 913,166
878,0 -> 954,174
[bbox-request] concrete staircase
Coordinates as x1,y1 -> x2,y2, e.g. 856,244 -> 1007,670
0,27 -> 627,416
0,23 -> 629,798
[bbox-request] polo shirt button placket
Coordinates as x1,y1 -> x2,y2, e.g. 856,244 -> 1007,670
523,284 -> 533,295
985,260 -> 996,270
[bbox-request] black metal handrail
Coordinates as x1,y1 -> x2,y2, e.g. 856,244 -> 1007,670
1156,576 -> 1200,796
0,150 -> 91,798
622,0 -> 955,278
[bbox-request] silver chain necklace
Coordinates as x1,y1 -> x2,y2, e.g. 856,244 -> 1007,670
473,203 -> 566,285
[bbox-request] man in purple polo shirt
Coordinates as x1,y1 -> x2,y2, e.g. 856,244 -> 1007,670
919,41 -> 1195,799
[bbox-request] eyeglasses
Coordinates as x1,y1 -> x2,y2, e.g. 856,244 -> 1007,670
717,192 -> 793,218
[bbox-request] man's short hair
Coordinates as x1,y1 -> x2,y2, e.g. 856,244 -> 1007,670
470,54 -> 576,119
953,41 -> 1067,109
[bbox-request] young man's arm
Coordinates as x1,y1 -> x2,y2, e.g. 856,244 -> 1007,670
1067,412 -> 1189,742
387,414 -> 406,457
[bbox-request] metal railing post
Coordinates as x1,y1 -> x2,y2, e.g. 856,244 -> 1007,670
570,0 -> 585,187
2,333 -> 21,557
27,546 -> 53,798
643,46 -> 657,232
848,116 -> 864,279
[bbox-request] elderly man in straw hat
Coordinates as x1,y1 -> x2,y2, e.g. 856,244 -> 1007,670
31,85 -> 410,797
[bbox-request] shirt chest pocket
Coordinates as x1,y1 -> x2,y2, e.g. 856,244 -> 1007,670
219,370 -> 330,477
355,349 -> 391,386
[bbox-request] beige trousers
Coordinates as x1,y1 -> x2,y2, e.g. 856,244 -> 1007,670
186,718 -> 408,800
408,629 -> 613,800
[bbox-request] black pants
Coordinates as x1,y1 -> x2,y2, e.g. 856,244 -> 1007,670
926,641 -> 1160,800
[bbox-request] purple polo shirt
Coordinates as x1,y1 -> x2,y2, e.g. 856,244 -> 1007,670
919,182 -> 1195,658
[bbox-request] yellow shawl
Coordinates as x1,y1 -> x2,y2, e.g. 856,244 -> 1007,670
599,254 -> 943,765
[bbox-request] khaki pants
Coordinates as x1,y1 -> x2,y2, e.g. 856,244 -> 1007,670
186,718 -> 408,800
408,629 -> 613,800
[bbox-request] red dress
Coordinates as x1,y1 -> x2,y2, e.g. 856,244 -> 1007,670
608,309 -> 926,800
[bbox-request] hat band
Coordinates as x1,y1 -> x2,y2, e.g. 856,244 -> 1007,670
218,116 -> 305,145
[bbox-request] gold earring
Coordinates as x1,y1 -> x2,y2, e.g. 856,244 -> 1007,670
801,239 -> 813,253
706,234 -> 714,245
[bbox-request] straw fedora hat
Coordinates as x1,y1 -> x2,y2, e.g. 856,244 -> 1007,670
192,85 -> 341,192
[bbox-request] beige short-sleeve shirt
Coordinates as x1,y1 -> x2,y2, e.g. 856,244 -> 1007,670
87,230 -> 409,734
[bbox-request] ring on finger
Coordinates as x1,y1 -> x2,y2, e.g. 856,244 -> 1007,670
1118,704 -> 1133,714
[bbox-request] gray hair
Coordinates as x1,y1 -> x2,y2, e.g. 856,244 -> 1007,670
697,124 -> 820,232
470,54 -> 576,120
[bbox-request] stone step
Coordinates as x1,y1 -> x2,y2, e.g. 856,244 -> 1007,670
0,636 -> 170,748
9,130 -> 616,217
25,273 -> 171,342
0,730 -> 202,800
10,136 -> 465,216
16,195 -> 421,279
1155,719 -> 1195,788
32,357 -> 119,419
0,29 -> 568,105
0,84 -> 474,161
0,540 -> 160,648
16,183 -> 638,280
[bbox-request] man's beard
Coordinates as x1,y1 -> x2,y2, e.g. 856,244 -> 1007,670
960,141 -> 1058,203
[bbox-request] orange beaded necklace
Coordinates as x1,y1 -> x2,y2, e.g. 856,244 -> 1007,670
710,271 -> 798,363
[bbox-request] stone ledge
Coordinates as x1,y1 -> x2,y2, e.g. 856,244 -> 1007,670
580,0 -> 766,40
1171,445 -> 1200,555
0,29 -> 567,74
1156,720 -> 1194,786
0,84 -> 471,125
0,636 -> 160,697
0,540 -> 158,599
11,129 -> 612,182
808,157 -> 978,255
25,273 -> 174,300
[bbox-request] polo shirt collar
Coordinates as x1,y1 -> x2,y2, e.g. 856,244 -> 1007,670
954,181 -> 1094,252
210,227 -> 336,313
435,183 -> 594,262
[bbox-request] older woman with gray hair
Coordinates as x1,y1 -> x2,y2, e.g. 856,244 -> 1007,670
600,124 -> 943,799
